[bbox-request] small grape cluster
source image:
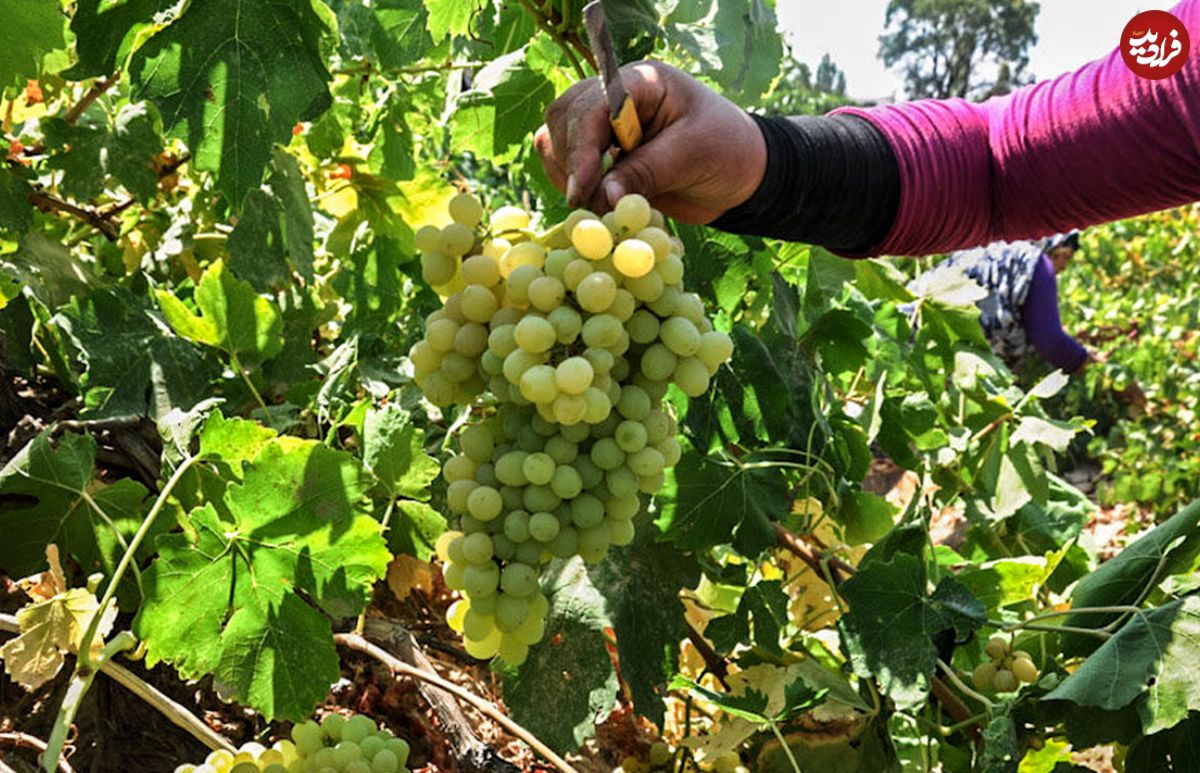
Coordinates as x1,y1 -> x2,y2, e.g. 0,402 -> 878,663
174,715 -> 410,773
972,636 -> 1040,693
410,192 -> 733,666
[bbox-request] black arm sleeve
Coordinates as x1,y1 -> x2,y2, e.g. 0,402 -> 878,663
708,113 -> 901,256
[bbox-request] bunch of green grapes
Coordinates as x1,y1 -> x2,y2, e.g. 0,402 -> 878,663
972,636 -> 1040,692
411,191 -> 734,666
174,714 -> 410,773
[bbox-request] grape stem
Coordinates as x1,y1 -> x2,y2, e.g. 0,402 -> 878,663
767,721 -> 804,773
0,732 -> 74,773
336,630 -> 580,773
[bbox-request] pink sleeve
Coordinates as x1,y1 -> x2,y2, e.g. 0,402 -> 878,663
835,0 -> 1200,258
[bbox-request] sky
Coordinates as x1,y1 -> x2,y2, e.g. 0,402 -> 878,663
778,1 -> 1149,101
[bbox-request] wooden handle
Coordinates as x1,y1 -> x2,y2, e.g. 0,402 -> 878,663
610,95 -> 642,153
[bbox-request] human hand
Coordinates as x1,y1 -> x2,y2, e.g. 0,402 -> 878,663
534,61 -> 766,223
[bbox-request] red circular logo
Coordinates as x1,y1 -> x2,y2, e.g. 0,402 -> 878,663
1121,10 -> 1190,79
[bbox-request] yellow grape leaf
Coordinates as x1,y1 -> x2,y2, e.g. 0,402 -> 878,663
0,587 -> 116,690
682,664 -> 800,763
386,554 -> 433,601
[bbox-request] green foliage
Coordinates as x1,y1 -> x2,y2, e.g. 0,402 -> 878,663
879,0 -> 1040,99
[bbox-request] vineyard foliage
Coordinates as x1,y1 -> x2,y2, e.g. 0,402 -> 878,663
0,1 -> 1199,771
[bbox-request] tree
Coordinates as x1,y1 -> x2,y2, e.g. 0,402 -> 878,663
878,0 -> 1040,100
762,50 -> 856,116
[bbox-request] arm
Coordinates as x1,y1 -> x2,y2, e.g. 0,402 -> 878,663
1021,256 -> 1089,373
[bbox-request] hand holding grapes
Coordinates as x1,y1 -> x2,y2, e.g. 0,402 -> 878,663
534,61 -> 766,224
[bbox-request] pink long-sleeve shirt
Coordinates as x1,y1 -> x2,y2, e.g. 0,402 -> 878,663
836,0 -> 1200,258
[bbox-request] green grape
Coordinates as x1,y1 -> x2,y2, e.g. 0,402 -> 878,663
544,435 -> 578,464
530,412 -> 558,436
466,486 -> 502,521
575,456 -> 605,489
556,357 -> 594,395
583,347 -> 614,374
563,258 -> 594,291
544,247 -> 576,279
502,349 -> 545,385
475,462 -> 499,487
612,238 -> 656,278
461,255 -> 499,288
560,421 -> 590,443
633,373 -> 670,403
570,493 -> 605,529
442,561 -> 467,590
515,540 -> 544,566
611,356 -> 631,382
582,388 -> 612,423
415,224 -> 440,252
370,750 -> 399,773
609,518 -> 636,546
674,356 -> 710,397
648,742 -> 672,767
495,593 -> 530,632
546,525 -> 579,558
617,385 -> 652,421
657,253 -> 685,284
470,593 -> 497,616
628,447 -> 665,477
640,344 -> 677,382
499,635 -> 530,666
604,494 -> 643,518
320,713 -> 348,743
310,748 -> 336,770
495,451 -> 530,486
425,318 -> 459,352
519,452 -> 554,485
461,532 -> 494,563
491,204 -> 530,233
697,330 -> 734,370
492,533 -> 516,561
591,437 -> 626,470
516,424 -> 546,453
577,525 -> 611,563
528,276 -> 566,312
459,425 -> 493,466
582,314 -> 623,348
463,562 -> 500,597
488,324 -> 518,357
609,289 -> 636,321
548,306 -> 583,344
519,364 -> 558,403
439,223 -> 475,256
229,763 -> 259,773
408,341 -> 442,379
514,316 -> 556,354
515,610 -> 547,646
529,511 -> 561,542
501,563 -> 539,597
292,722 -> 323,756
501,242 -> 547,277
614,420 -> 648,453
637,227 -> 671,261
660,316 -> 701,357
505,264 -> 541,303
421,250 -> 457,286
344,762 -> 371,773
460,284 -> 498,322
576,272 -> 618,313
642,410 -> 670,444
572,218 -> 614,259
638,471 -> 665,493
605,466 -> 639,498
613,193 -> 652,233
483,237 -> 511,259
452,322 -> 488,357
550,465 -> 583,499
626,310 -> 660,344
343,715 -> 376,744
463,607 -> 495,640
261,765 -> 288,773
440,352 -> 476,382
384,738 -> 410,769
553,394 -> 588,425
449,191 -> 483,227
657,437 -> 683,467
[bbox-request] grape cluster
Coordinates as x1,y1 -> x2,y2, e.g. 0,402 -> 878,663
410,192 -> 733,666
173,714 -> 411,773
972,636 -> 1039,692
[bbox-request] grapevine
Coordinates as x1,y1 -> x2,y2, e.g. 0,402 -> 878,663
410,192 -> 732,665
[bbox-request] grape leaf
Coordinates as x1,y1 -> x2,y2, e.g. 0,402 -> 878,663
1126,711 -> 1200,773
424,0 -> 475,42
1010,416 -> 1076,452
43,102 -> 163,204
711,0 -> 782,101
0,169 -> 32,233
978,712 -> 1020,773
505,558 -> 618,754
451,46 -> 554,163
156,260 -> 284,366
135,438 -> 390,721
589,520 -> 701,726
65,0 -> 172,79
331,229 -> 406,335
838,554 -> 984,709
0,0 -> 67,89
0,587 -> 116,690
3,233 -> 99,309
338,0 -> 432,69
0,432 -> 150,587
1060,500 -> 1200,657
54,287 -> 215,419
1045,595 -> 1200,734
707,579 -> 788,656
362,404 -> 444,560
227,149 -> 315,289
657,451 -> 787,556
129,0 -> 332,204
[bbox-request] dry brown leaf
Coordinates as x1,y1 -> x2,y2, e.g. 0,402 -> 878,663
387,554 -> 434,601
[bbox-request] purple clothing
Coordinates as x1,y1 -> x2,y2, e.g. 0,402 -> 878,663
835,0 -> 1200,258
1022,255 -> 1088,372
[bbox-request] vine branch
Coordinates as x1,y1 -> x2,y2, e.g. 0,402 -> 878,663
63,75 -> 119,126
27,191 -> 119,241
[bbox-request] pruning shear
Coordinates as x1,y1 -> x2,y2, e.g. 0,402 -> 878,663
582,1 -> 643,154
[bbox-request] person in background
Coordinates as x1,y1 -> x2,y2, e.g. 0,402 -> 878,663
932,232 -> 1090,373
